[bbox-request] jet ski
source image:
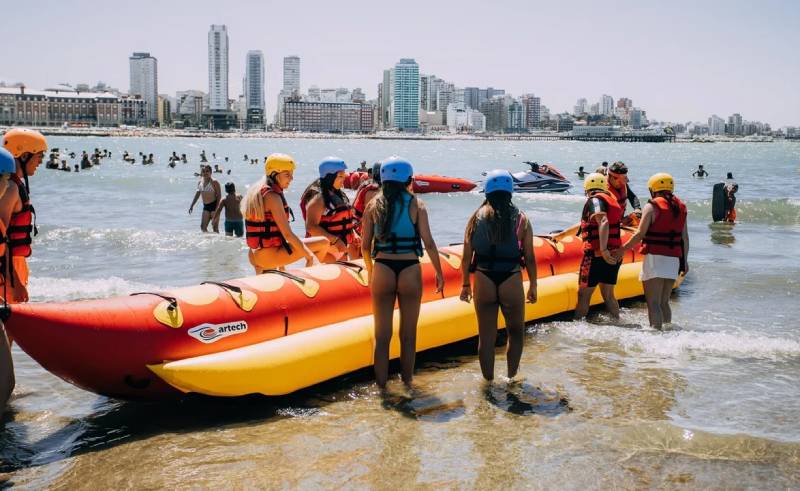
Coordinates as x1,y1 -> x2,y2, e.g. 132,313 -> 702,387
489,162 -> 571,193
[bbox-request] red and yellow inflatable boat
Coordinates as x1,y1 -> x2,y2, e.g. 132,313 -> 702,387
5,226 -> 649,400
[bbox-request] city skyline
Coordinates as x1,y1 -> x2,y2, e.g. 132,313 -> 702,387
3,0 -> 799,126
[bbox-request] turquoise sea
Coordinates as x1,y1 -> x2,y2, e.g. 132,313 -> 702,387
2,137 -> 799,488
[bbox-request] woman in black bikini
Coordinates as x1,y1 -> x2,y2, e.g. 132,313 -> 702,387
189,164 -> 221,232
361,158 -> 444,388
460,169 -> 538,382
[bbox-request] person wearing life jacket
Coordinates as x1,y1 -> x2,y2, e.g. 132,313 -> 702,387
360,158 -> 444,388
304,157 -> 360,262
574,173 -> 623,321
460,169 -> 537,382
0,147 -> 25,412
352,162 -> 382,235
242,153 -> 329,273
724,172 -> 738,222
616,173 -> 688,330
3,128 -> 47,303
607,161 -> 642,227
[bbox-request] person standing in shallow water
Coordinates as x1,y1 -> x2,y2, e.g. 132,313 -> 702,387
361,158 -> 444,388
189,165 -> 221,232
460,170 -> 537,382
724,172 -> 738,222
615,173 -> 689,330
574,173 -> 623,321
214,182 -> 245,237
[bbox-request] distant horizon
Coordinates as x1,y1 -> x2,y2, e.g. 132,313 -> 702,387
3,0 -> 798,127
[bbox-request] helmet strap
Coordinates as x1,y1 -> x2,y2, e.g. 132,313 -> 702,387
18,154 -> 32,194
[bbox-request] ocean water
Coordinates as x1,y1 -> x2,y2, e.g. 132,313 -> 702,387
2,137 -> 800,488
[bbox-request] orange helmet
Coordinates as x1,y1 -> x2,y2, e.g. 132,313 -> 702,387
3,128 -> 48,158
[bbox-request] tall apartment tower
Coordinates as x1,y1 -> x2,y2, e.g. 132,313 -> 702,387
208,25 -> 229,111
245,50 -> 265,126
283,56 -> 300,94
392,59 -> 419,130
129,52 -> 158,123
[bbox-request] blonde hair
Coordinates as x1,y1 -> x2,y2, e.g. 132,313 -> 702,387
242,175 -> 268,220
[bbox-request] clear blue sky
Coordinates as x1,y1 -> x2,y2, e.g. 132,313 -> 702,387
4,0 -> 799,126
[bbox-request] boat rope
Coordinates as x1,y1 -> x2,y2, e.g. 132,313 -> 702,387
261,269 -> 306,284
130,292 -> 178,312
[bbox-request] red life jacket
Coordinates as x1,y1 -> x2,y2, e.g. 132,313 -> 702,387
319,192 -> 356,244
580,191 -> 623,253
8,174 -> 36,258
641,195 -> 687,257
353,182 -> 379,220
245,183 -> 294,252
608,182 -> 628,215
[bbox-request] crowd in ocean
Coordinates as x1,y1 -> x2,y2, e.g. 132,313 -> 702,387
1,128 -> 744,412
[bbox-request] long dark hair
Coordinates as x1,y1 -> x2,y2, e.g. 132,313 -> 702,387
320,173 -> 349,208
465,190 -> 516,244
651,190 -> 681,218
374,179 -> 412,242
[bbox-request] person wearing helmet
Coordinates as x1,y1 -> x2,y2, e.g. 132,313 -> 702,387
188,164 -> 221,232
574,173 -> 623,321
242,154 -> 329,272
2,128 -> 47,302
352,162 -> 382,235
303,157 -> 360,262
0,146 -> 25,412
460,169 -> 537,382
360,157 -> 444,388
607,161 -> 642,227
615,173 -> 689,329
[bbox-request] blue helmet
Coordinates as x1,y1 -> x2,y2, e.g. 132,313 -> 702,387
371,162 -> 382,185
0,147 -> 14,174
380,157 -> 413,183
318,157 -> 347,178
484,169 -> 514,194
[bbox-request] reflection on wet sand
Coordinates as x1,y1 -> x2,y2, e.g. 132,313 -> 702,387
709,221 -> 736,246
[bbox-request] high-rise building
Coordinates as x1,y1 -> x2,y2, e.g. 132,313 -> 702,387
617,97 -> 632,110
207,25 -> 229,111
601,94 -> 614,116
520,94 -> 541,129
245,50 -> 265,126
129,52 -> 158,123
574,98 -> 587,116
283,56 -> 300,94
392,59 -> 419,130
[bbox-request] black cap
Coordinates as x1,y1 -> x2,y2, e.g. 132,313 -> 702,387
727,172 -> 733,179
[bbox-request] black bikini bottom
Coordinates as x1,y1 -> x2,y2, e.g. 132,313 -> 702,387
477,269 -> 520,287
203,202 -> 216,213
375,258 -> 420,276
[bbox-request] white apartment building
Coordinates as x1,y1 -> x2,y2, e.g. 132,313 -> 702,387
207,25 -> 229,111
129,52 -> 157,123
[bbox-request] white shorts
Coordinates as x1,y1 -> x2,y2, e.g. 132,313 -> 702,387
640,254 -> 680,281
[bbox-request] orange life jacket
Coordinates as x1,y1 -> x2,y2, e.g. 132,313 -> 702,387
608,182 -> 628,215
641,195 -> 687,257
353,182 -> 379,235
580,191 -> 622,253
319,192 -> 356,244
8,174 -> 36,258
245,183 -> 294,252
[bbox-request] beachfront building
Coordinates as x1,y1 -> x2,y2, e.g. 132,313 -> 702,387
708,114 -> 725,135
377,68 -> 393,130
156,95 -> 171,126
129,52 -> 158,124
245,50 -> 265,128
446,102 -> 486,133
601,95 -> 614,117
207,25 -> 229,111
0,85 -> 121,127
175,90 -> 206,127
275,56 -> 301,126
520,94 -> 541,129
463,87 -> 505,111
392,58 -> 419,131
281,100 -> 374,133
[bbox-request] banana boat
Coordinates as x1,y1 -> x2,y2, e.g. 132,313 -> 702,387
4,227 -> 647,400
